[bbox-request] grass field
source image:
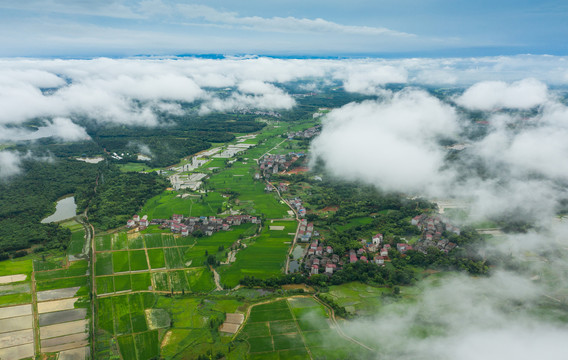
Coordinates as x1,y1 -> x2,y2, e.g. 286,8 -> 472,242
219,221 -> 295,288
333,217 -> 374,232
140,191 -> 225,219
118,162 -> 157,173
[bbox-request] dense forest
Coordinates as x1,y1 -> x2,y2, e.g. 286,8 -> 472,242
0,158 -> 98,253
0,158 -> 169,254
88,164 -> 169,230
0,111 -> 272,255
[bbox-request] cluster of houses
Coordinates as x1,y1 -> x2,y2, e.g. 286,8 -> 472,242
411,214 -> 459,253
298,219 -> 318,242
288,198 -> 307,217
287,125 -> 321,139
258,154 -> 286,178
127,214 -> 261,237
234,109 -> 281,118
299,220 -> 341,276
350,234 -> 400,266
304,239 -> 340,275
257,152 -> 303,179
126,215 -> 150,230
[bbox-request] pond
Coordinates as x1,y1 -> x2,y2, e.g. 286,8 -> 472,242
41,196 -> 77,223
289,260 -> 300,273
289,245 -> 306,273
291,245 -> 305,259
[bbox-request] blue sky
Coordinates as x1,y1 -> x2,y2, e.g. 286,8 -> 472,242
0,0 -> 566,57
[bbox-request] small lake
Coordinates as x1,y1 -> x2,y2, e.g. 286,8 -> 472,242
292,245 -> 305,259
41,196 -> 77,223
289,260 -> 300,273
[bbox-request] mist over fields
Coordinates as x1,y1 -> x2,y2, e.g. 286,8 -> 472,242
1,55 -> 568,359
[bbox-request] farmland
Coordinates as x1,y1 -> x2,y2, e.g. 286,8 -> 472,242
2,117 -> 342,359
93,231 -> 217,296
219,220 -> 296,288
0,229 -> 91,359
319,282 -> 393,316
239,296 -> 373,360
0,212 -> 92,360
90,121 -> 319,358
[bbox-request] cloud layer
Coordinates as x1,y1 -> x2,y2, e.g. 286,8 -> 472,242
0,55 -> 566,131
0,150 -> 23,179
310,89 -> 458,194
311,77 -> 568,223
455,78 -> 550,110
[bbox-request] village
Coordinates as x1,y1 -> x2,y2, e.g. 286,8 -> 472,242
303,232 -> 395,276
411,214 -> 460,253
126,213 -> 261,236
257,152 -> 305,179
287,124 -> 321,139
300,213 -> 464,278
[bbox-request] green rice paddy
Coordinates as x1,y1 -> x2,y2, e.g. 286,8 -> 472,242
239,297 -> 369,359
219,221 -> 295,288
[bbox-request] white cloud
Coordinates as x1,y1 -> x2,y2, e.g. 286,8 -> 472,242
455,78 -> 550,110
311,78 -> 568,223
310,89 -> 458,194
178,4 -> 413,37
199,81 -> 296,114
340,64 -> 408,94
0,150 -> 22,179
0,117 -> 90,142
341,268 -> 568,360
